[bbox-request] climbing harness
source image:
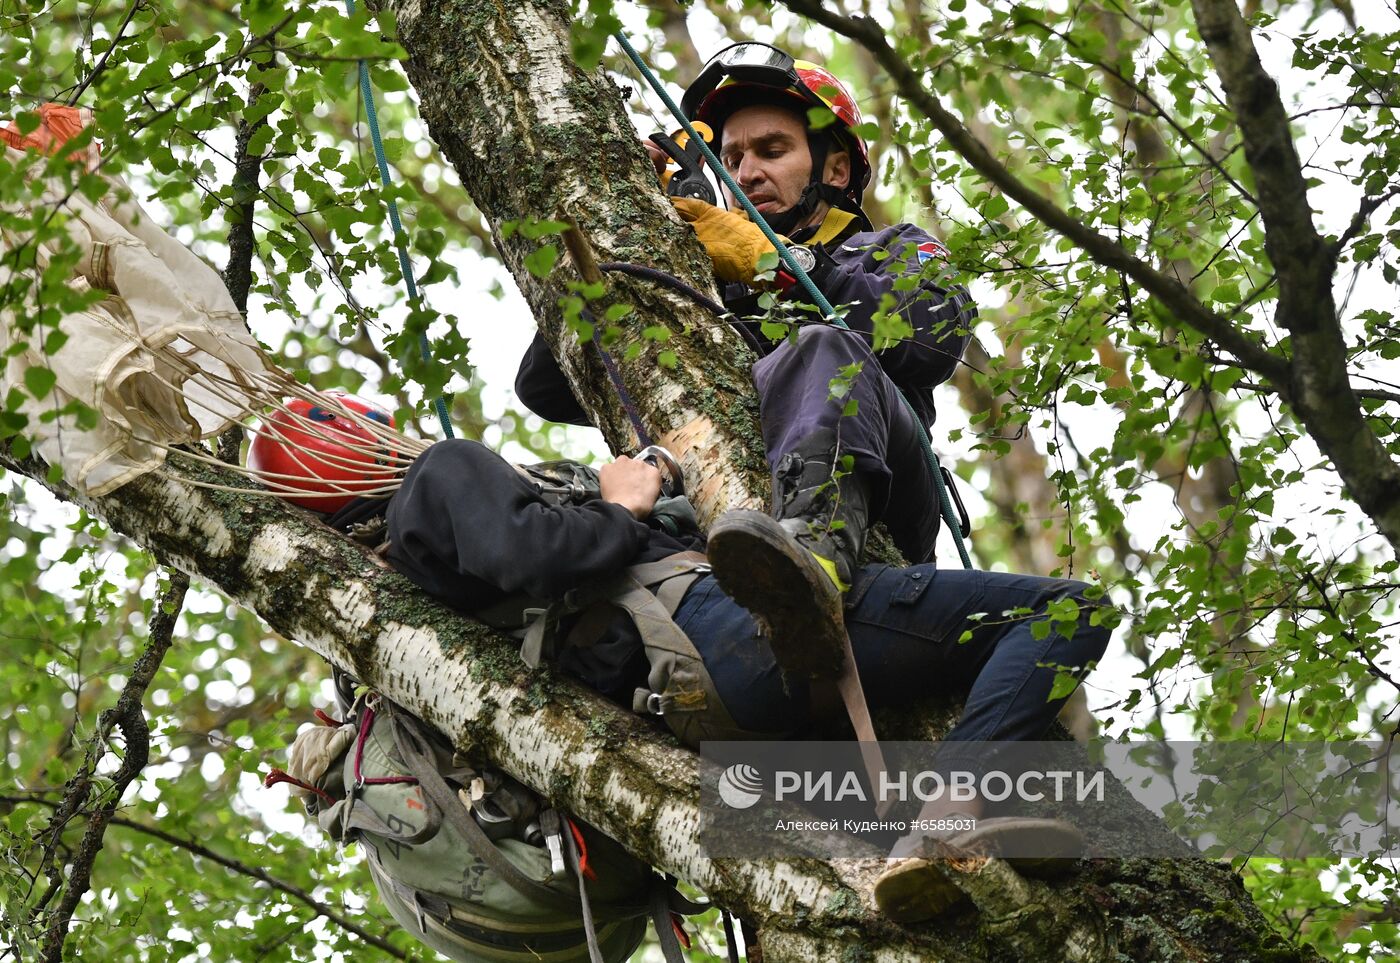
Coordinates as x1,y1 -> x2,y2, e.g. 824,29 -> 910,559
614,31 -> 975,569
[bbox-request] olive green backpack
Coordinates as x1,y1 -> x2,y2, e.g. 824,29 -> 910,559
269,680 -> 714,962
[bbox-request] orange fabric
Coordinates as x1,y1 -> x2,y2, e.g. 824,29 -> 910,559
566,818 -> 597,881
0,103 -> 99,168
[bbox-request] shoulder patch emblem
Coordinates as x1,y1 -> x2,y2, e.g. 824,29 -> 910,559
916,240 -> 950,263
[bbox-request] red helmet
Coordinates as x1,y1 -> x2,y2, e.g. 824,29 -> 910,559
681,43 -> 871,201
248,392 -> 398,513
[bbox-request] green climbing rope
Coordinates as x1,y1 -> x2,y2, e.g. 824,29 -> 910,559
343,0 -> 453,439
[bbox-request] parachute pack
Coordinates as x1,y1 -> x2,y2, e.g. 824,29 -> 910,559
267,674 -> 720,962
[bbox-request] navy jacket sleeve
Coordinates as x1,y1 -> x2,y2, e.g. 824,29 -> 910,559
514,331 -> 591,426
806,223 -> 974,389
386,440 -> 652,606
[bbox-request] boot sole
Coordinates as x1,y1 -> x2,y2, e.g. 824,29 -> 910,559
873,858 -> 968,923
706,510 -> 847,678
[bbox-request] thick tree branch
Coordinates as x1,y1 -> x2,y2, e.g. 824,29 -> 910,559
217,83 -> 267,464
0,439 -> 1319,962
1188,0 -> 1400,552
0,442 -> 868,950
222,83 -> 268,317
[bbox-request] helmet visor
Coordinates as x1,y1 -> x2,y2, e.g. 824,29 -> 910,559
715,42 -> 793,72
682,43 -> 807,119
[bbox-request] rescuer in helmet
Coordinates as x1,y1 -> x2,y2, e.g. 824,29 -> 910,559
514,43 -> 976,687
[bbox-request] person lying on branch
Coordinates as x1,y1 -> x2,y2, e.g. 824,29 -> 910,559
250,390 -> 1112,923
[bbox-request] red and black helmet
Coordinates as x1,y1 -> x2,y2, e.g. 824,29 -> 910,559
681,42 -> 872,203
248,392 -> 398,513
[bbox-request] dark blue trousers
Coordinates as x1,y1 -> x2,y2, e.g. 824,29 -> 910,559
674,565 -> 1110,745
753,325 -> 941,564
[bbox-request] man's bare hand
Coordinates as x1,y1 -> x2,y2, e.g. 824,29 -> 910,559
600,456 -> 662,519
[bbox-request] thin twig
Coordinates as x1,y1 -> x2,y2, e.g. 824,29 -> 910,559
105,817 -> 410,959
1,794 -> 408,960
1330,186 -> 1400,261
1234,380 -> 1400,404
35,572 -> 188,963
66,0 -> 144,107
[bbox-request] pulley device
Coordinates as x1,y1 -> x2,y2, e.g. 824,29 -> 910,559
652,121 -> 717,205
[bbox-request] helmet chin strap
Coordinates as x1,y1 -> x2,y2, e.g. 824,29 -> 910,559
763,185 -> 824,235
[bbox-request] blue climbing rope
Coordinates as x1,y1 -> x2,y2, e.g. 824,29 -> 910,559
614,32 -> 973,568
344,0 -> 454,439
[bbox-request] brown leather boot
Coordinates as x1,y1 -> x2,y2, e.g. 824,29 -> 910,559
706,431 -> 871,678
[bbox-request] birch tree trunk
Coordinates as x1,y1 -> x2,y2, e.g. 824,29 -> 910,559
385,0 -> 767,523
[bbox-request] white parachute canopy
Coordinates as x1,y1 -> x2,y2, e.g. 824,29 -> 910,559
0,106 -> 426,499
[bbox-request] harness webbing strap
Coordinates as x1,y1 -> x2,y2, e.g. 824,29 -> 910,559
721,910 -> 740,963
649,883 -> 689,963
561,813 -> 607,963
832,633 -> 893,818
386,708 -> 576,910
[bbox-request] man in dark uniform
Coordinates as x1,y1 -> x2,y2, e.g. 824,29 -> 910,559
514,43 -> 975,672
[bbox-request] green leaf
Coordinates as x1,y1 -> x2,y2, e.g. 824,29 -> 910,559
524,244 -> 558,278
23,366 -> 56,400
806,106 -> 838,131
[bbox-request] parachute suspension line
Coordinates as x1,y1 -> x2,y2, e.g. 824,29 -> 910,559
343,0 -> 454,440
612,31 -> 973,568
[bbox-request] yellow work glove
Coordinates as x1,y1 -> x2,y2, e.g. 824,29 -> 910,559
672,197 -> 782,284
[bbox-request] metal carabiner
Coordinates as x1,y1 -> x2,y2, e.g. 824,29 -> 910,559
637,444 -> 685,498
940,466 -> 972,540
